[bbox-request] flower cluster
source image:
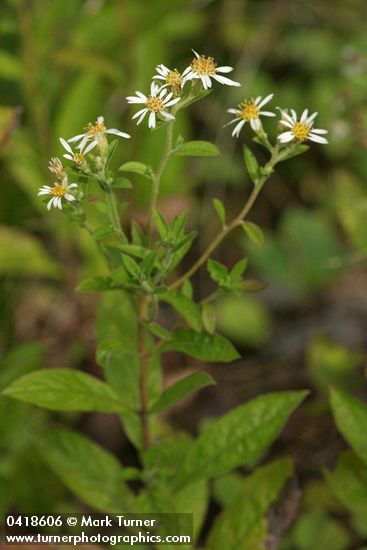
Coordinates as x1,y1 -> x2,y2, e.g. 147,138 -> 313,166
38,50 -> 328,211
227,96 -> 328,144
38,116 -> 130,209
126,50 -> 240,129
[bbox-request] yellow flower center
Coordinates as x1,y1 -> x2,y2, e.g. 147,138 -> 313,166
74,153 -> 85,166
146,96 -> 164,112
239,100 -> 259,121
292,121 -> 310,141
51,184 -> 66,197
191,55 -> 217,75
85,120 -> 106,136
166,69 -> 182,94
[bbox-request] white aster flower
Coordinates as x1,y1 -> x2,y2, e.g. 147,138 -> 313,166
153,65 -> 185,95
182,50 -> 241,90
59,137 -> 97,167
126,82 -> 180,129
227,94 -> 275,137
68,115 -> 130,150
277,109 -> 328,144
37,176 -> 78,211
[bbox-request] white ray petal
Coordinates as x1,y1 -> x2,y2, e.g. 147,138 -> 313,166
161,112 -> 175,120
106,129 -> 131,138
300,109 -> 309,122
258,93 -> 274,108
136,110 -> 148,125
68,133 -> 85,143
132,108 -> 148,119
165,97 -> 180,107
232,119 -> 246,137
309,133 -> 328,144
311,128 -> 328,134
250,117 -> 261,131
148,111 -> 156,128
306,111 -> 318,125
278,131 -> 295,143
213,74 -> 241,87
216,66 -> 234,73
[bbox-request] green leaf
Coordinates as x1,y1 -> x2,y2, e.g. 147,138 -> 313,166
131,221 -> 146,246
243,145 -> 260,185
181,279 -> 193,299
207,258 -> 228,286
160,291 -> 203,332
0,226 -> 59,278
208,458 -> 293,550
150,372 -> 215,414
175,390 -> 307,487
111,177 -> 133,189
241,220 -> 265,247
0,342 -> 44,393
326,451 -> 367,524
119,161 -> 151,178
161,330 -> 240,362
279,143 -> 309,161
292,509 -> 350,550
201,302 -> 216,335
145,322 -> 172,341
241,279 -> 268,292
175,140 -> 220,157
92,225 -> 116,241
212,198 -> 226,225
76,276 -> 114,292
37,428 -> 132,512
2,368 -> 126,413
153,208 -> 169,239
230,258 -> 248,282
330,388 -> 367,466
122,254 -> 140,278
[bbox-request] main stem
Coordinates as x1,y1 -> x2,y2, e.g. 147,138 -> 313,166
169,148 -> 282,290
139,121 -> 175,448
147,121 -> 174,245
106,188 -> 128,244
138,296 -> 151,449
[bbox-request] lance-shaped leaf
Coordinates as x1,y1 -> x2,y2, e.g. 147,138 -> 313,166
175,140 -> 220,157
330,388 -> 367,466
243,145 -> 261,185
37,428 -> 133,512
212,198 -> 226,225
326,450 -> 367,522
119,161 -> 152,178
161,330 -> 240,363
175,390 -> 307,487
150,372 -> 215,414
2,368 -> 127,413
208,458 -> 293,550
160,291 -> 203,332
241,221 -> 265,247
76,275 -> 115,292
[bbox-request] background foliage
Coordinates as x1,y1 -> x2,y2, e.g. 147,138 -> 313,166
1,0 -> 367,548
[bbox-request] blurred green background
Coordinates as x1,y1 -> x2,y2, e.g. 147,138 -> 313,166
1,0 -> 367,548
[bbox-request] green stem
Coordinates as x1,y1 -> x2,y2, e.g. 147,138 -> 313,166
106,188 -> 128,244
147,120 -> 175,245
138,296 -> 151,450
169,147 -> 283,290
